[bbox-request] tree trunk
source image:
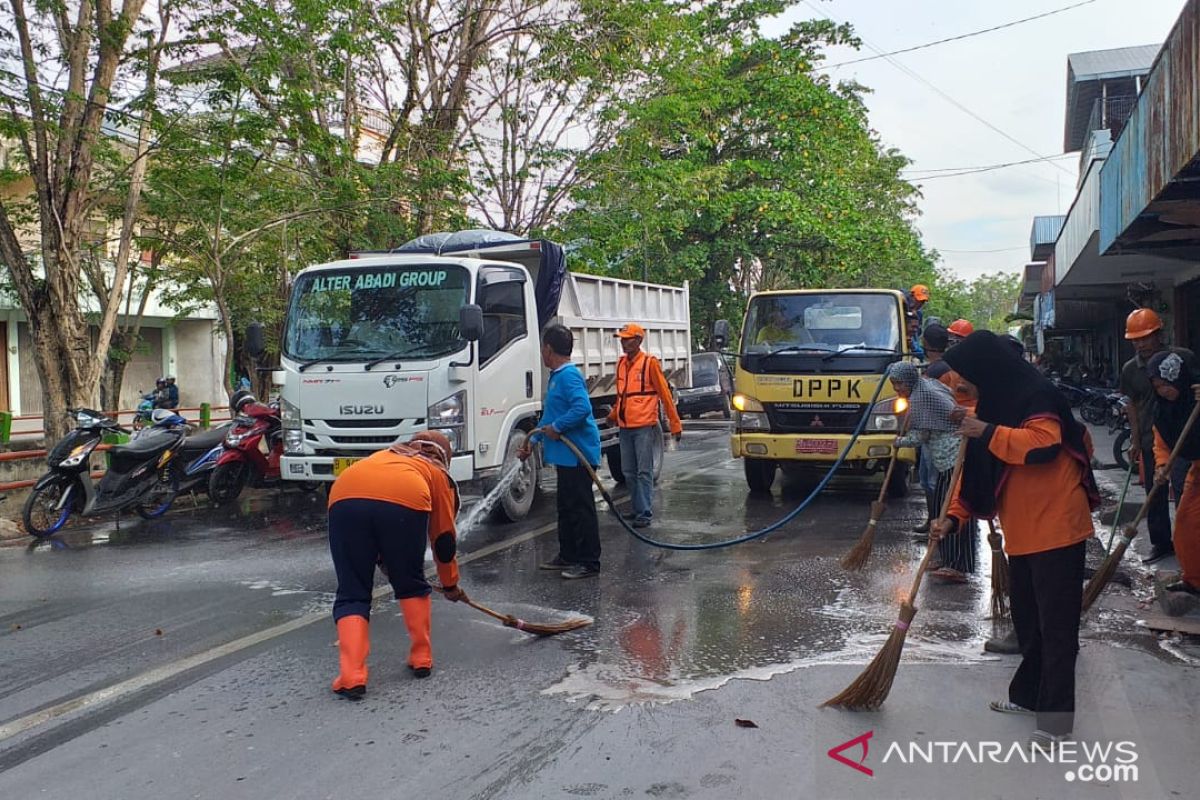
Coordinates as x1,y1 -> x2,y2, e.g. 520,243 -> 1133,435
215,293 -> 236,397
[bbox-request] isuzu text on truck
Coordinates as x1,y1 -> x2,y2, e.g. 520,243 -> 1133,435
716,289 -> 915,495
261,231 -> 691,521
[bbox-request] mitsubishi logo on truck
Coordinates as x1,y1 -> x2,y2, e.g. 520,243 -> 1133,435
339,404 -> 384,415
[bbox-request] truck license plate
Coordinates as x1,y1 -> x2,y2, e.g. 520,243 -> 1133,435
796,439 -> 837,455
332,457 -> 361,476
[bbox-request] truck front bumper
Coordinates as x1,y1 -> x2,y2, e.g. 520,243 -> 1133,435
730,432 -> 916,465
281,454 -> 476,483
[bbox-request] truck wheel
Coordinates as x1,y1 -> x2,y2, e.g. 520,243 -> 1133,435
490,429 -> 539,523
744,458 -> 776,493
886,462 -> 910,499
606,447 -> 625,484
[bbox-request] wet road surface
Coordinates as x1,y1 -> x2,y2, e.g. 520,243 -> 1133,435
0,425 -> 1196,798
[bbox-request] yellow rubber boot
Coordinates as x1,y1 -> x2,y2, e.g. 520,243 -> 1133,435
399,596 -> 433,677
331,615 -> 370,699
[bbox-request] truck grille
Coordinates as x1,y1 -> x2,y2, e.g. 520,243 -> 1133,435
308,418 -> 406,428
329,435 -> 395,445
764,403 -> 866,434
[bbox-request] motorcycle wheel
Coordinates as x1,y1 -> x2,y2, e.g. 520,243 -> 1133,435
134,469 -> 181,519
208,461 -> 249,506
1113,429 -> 1131,472
22,479 -> 74,537
1080,398 -> 1108,425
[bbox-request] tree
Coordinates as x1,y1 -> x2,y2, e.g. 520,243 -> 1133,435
558,19 -> 936,344
0,0 -> 166,438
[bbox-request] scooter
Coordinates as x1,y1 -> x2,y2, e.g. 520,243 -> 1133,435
22,409 -> 188,537
208,395 -> 319,505
176,423 -> 232,496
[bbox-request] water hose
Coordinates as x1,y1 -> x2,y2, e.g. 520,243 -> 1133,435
560,374 -> 890,551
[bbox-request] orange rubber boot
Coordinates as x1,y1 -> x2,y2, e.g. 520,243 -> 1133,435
332,615 -> 370,699
399,596 -> 433,677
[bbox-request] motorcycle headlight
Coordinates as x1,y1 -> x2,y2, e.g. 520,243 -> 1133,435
225,431 -> 247,447
280,396 -> 301,430
59,440 -> 99,468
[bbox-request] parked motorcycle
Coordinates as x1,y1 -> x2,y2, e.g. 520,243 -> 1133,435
22,408 -> 188,537
1110,394 -> 1132,471
176,423 -> 232,495
208,393 -> 319,505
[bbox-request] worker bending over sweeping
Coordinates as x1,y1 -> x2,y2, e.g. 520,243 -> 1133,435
934,332 -> 1099,749
327,431 -> 466,699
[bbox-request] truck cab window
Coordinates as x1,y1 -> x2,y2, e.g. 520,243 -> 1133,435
477,269 -> 527,365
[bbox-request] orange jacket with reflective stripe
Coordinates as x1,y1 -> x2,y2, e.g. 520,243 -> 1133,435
608,351 -> 683,433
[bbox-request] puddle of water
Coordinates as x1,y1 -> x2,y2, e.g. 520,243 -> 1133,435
456,460 -> 524,538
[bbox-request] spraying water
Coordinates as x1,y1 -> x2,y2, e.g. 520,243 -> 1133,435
456,459 -> 526,537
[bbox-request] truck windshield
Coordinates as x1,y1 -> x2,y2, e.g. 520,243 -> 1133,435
283,265 -> 470,362
742,293 -> 900,355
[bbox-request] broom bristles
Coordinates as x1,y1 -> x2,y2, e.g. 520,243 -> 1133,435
987,528 -> 1010,620
1082,528 -> 1133,611
503,615 -> 592,636
841,500 -> 887,571
822,603 -> 916,710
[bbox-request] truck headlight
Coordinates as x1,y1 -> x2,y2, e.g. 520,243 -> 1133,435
428,391 -> 466,452
281,396 -> 301,430
735,411 -> 769,431
867,396 -> 907,432
284,429 -> 304,454
732,393 -> 764,413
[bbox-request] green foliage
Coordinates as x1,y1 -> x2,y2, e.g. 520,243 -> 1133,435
556,19 -> 937,345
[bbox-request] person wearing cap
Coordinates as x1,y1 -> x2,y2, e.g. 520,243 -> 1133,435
325,430 -> 466,699
1119,308 -> 1199,564
608,323 -> 683,528
519,324 -> 602,579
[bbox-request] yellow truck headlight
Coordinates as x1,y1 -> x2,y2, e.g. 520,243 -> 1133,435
732,393 -> 764,413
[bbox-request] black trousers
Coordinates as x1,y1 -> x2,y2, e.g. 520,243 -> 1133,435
1008,539 -> 1086,735
328,498 -> 431,621
933,468 -> 977,573
556,465 -> 601,569
1140,446 -> 1173,549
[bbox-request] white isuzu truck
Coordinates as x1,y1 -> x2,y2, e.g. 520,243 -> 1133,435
265,230 -> 691,521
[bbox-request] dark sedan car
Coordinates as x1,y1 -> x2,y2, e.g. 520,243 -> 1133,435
676,352 -> 733,419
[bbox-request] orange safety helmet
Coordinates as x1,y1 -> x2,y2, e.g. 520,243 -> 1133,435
1124,308 -> 1163,340
910,284 -> 930,302
948,319 -> 974,338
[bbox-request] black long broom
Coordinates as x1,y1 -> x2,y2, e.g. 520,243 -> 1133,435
1082,400 -> 1200,612
823,438 -> 969,711
986,519 -> 1009,620
841,421 -> 911,572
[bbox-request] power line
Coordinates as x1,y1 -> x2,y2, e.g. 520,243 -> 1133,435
938,246 -> 1030,254
904,153 -> 1075,175
803,2 -> 1074,181
820,0 -> 1099,69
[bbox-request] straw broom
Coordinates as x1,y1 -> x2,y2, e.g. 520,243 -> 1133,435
986,519 -> 1009,620
1082,401 -> 1200,612
436,588 -> 591,636
841,422 -> 910,572
823,438 -> 969,711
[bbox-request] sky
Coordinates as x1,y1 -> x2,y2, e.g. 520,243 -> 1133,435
762,0 -> 1184,282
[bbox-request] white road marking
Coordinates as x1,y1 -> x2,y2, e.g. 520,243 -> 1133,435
0,452 -> 724,745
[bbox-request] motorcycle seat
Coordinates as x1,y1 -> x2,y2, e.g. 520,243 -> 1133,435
111,428 -> 179,459
180,424 -> 230,455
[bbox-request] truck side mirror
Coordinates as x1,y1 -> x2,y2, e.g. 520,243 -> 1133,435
459,304 -> 484,342
245,322 -> 266,360
712,319 -> 730,350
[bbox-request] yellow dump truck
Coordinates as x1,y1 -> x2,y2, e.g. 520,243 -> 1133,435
715,289 -> 916,494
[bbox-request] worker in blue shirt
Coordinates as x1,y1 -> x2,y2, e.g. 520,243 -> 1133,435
518,324 -> 602,579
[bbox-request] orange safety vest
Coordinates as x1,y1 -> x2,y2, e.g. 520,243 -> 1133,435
615,352 -> 662,428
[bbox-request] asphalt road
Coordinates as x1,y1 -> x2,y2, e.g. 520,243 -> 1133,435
0,424 -> 1196,799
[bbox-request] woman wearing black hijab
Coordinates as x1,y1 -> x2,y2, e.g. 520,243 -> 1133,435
934,331 -> 1099,748
1145,351 -> 1200,596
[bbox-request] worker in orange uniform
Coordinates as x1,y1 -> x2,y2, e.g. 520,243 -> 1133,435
326,431 -> 466,700
1146,351 -> 1200,598
608,323 -> 683,528
935,332 -> 1099,748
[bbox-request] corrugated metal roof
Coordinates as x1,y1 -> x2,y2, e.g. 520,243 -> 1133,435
1067,45 -> 1160,82
1030,215 -> 1066,256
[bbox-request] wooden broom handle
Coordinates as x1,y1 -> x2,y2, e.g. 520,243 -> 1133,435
908,437 -> 969,602
874,415 -> 913,504
1125,399 -> 1200,532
